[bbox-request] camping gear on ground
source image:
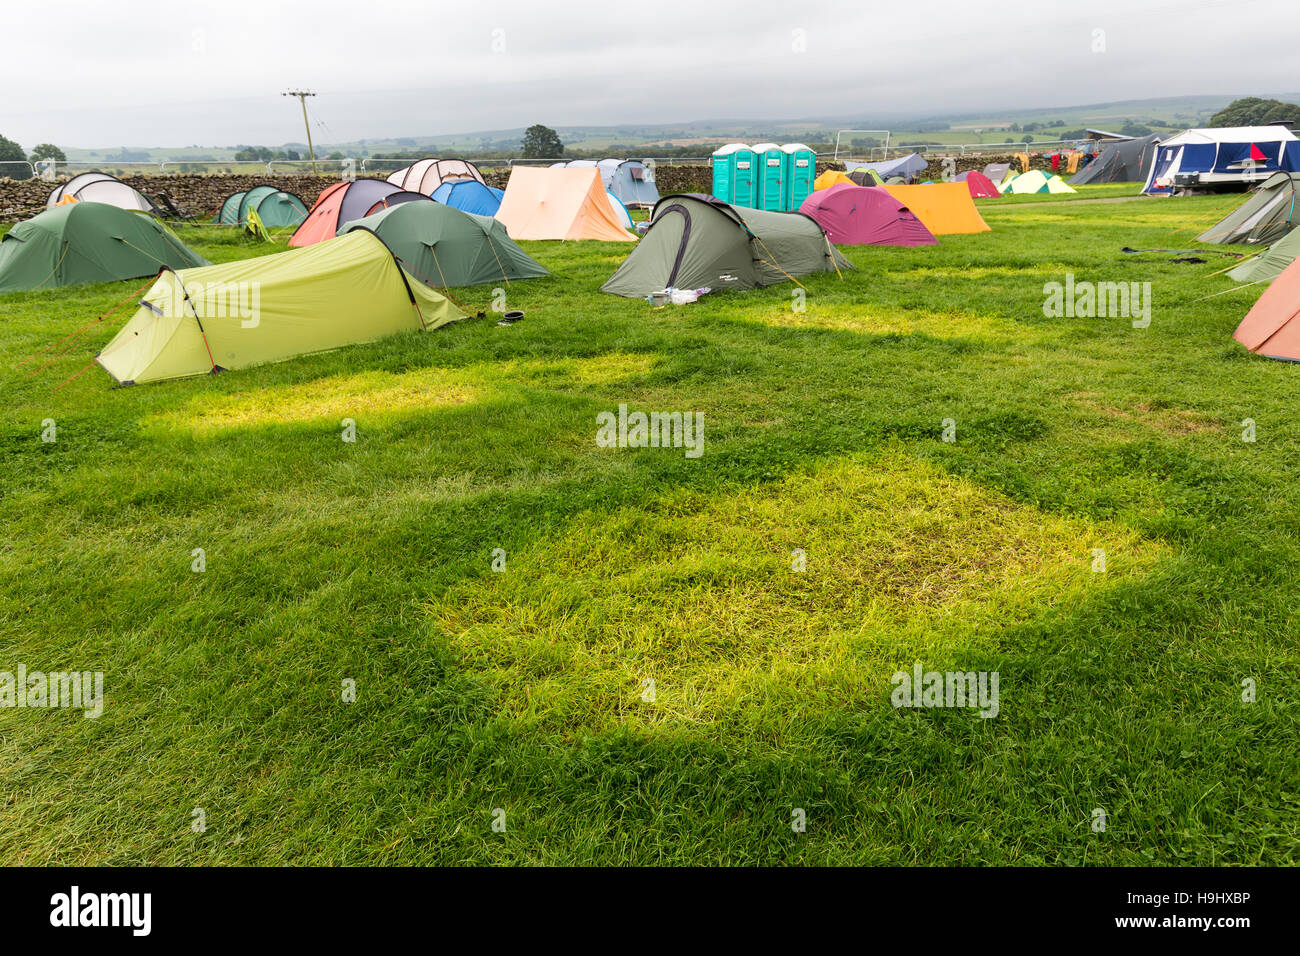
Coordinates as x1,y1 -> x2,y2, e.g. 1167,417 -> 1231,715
600,193 -> 850,298
339,200 -> 548,287
850,153 -> 927,184
386,158 -> 485,193
215,186 -> 310,228
1230,229 -> 1300,284
798,184 -> 936,247
0,202 -> 208,294
95,230 -> 465,385
494,167 -> 635,241
880,183 -> 991,235
1069,134 -> 1159,185
289,179 -> 430,246
999,170 -> 1077,194
954,170 -> 1001,198
1197,172 -> 1300,245
1144,126 -> 1300,194
431,180 -> 505,216
711,144 -> 758,207
1232,254 -> 1300,361
46,172 -> 159,214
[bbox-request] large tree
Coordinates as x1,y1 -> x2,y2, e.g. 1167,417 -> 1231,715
520,124 -> 564,159
0,133 -> 29,180
1209,97 -> 1300,128
29,143 -> 66,163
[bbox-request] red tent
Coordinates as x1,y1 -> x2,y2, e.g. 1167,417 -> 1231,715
1233,256 -> 1300,360
955,170 -> 1001,198
288,179 -> 429,247
798,183 -> 937,246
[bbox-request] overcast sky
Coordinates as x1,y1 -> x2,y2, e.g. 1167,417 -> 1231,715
2,0 -> 1295,149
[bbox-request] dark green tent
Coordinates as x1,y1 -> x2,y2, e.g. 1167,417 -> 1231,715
215,186 -> 310,228
600,193 -> 850,298
0,202 -> 209,294
339,200 -> 548,287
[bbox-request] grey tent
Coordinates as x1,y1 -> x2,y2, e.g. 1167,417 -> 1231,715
1198,172 -> 1300,245
982,163 -> 1011,184
1229,229 -> 1300,284
1069,134 -> 1159,185
600,193 -> 850,298
47,171 -> 158,214
609,161 -> 660,207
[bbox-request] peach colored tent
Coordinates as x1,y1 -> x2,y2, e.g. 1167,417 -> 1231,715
1233,255 -> 1300,361
495,167 -> 635,241
881,183 -> 991,235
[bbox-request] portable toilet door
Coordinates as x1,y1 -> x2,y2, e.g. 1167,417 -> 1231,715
783,144 -> 816,211
712,143 -> 751,204
752,143 -> 785,211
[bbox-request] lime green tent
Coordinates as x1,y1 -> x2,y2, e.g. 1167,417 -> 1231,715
999,170 -> 1076,194
0,202 -> 208,294
339,201 -> 548,287
96,231 -> 466,385
1229,229 -> 1300,284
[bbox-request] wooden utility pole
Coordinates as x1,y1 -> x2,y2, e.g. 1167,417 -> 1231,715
282,90 -> 317,173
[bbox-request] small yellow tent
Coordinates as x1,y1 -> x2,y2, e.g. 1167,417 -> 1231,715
814,169 -> 855,191
881,183 -> 991,235
494,166 -> 635,241
96,230 -> 465,385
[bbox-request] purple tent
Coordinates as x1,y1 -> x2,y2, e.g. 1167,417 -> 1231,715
798,184 -> 937,246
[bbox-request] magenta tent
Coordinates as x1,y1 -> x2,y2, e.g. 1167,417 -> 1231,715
955,170 -> 1001,198
797,183 -> 937,246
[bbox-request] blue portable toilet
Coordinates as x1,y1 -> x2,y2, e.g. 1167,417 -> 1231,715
752,143 -> 786,211
712,143 -> 757,206
783,143 -> 817,211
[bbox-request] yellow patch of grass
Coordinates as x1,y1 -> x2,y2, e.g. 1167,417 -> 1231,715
428,451 -> 1162,728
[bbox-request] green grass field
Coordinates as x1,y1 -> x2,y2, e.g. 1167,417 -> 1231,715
1,186 -> 1296,865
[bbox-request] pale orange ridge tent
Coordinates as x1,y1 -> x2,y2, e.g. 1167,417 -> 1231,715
1233,256 -> 1300,361
495,166 -> 635,241
882,182 -> 991,235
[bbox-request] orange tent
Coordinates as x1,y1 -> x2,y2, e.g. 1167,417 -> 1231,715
882,183 -> 991,235
1233,256 -> 1300,360
495,167 -> 635,241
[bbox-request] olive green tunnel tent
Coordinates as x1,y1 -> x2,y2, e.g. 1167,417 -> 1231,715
215,186 -> 310,228
0,202 -> 208,294
339,201 -> 547,288
95,230 -> 466,385
1229,229 -> 1300,284
601,193 -> 850,298
1198,172 -> 1300,245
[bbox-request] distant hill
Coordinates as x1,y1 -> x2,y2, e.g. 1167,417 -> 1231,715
56,93 -> 1300,162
